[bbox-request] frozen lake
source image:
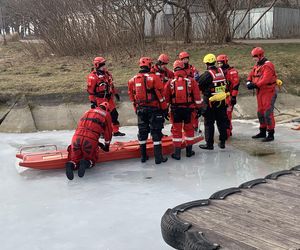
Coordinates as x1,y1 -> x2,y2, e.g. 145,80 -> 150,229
1,121 -> 299,250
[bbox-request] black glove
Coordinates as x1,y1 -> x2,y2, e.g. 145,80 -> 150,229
99,142 -> 109,152
114,93 -> 120,101
246,81 -> 257,90
231,96 -> 237,106
163,109 -> 169,121
196,108 -> 202,118
91,101 -> 97,109
103,144 -> 109,152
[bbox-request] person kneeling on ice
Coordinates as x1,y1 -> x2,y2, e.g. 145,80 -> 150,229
164,60 -> 202,160
128,57 -> 168,164
65,102 -> 112,180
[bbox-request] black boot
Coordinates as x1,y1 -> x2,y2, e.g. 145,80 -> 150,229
262,129 -> 274,142
113,131 -> 126,136
171,147 -> 181,160
218,141 -> 225,149
140,144 -> 149,163
65,161 -> 75,180
252,128 -> 266,139
199,143 -> 214,150
186,145 -> 195,157
154,144 -> 168,164
78,159 -> 91,178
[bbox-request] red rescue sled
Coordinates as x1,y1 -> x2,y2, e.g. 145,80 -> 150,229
16,136 -> 203,170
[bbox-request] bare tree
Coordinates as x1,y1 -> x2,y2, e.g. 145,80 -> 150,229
145,0 -> 165,41
164,0 -> 195,43
243,0 -> 278,38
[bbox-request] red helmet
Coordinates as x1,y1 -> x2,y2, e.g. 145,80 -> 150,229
99,101 -> 110,112
251,47 -> 264,59
216,54 -> 229,64
139,57 -> 152,68
179,51 -> 190,60
93,57 -> 106,68
158,54 -> 169,64
173,60 -> 185,70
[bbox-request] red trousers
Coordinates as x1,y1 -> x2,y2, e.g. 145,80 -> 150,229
226,104 -> 233,137
170,108 -> 194,147
192,109 -> 199,131
67,135 -> 99,168
256,88 -> 277,130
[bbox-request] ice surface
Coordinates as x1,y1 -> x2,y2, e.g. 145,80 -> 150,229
0,121 -> 299,250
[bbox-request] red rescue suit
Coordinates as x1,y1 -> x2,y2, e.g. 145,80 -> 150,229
87,68 -> 120,133
223,66 -> 239,136
128,72 -> 167,112
67,108 -> 112,168
152,64 -> 174,84
184,64 -> 198,78
183,64 -> 201,130
164,70 -> 202,147
128,71 -> 167,144
87,68 -> 116,108
248,59 -> 277,130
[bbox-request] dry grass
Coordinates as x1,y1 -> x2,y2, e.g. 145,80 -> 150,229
0,41 -> 299,97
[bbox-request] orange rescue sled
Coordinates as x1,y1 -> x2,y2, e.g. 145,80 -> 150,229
16,135 -> 203,170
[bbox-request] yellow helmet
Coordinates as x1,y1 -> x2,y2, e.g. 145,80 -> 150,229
203,54 -> 216,64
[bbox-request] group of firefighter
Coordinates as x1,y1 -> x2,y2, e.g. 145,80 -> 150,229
65,47 -> 279,180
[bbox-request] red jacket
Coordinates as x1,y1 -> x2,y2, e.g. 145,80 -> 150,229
75,108 -> 112,144
87,68 -> 118,107
128,71 -> 167,111
248,59 -> 277,90
151,64 -> 174,84
184,64 -> 199,79
223,66 -> 239,97
164,70 -> 202,109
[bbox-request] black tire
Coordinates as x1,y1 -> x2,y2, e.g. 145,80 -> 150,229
161,209 -> 191,250
184,231 -> 220,250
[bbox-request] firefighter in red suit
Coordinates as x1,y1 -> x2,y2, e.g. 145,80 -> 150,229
164,60 -> 202,160
128,57 -> 168,164
198,54 -> 229,150
151,54 -> 174,84
179,51 -> 201,133
217,54 -> 240,137
246,47 -> 277,142
87,57 -> 125,136
65,102 -> 112,180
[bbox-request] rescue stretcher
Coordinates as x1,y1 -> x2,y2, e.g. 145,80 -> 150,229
16,135 -> 203,170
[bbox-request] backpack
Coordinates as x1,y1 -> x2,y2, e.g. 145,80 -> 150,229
133,73 -> 156,103
171,77 -> 193,105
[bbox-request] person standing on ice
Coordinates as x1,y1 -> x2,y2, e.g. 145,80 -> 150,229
87,56 -> 125,137
179,51 -> 201,134
216,54 -> 240,137
65,102 -> 112,180
164,60 -> 202,160
151,54 -> 174,84
246,47 -> 278,142
128,57 -> 168,164
198,54 -> 229,150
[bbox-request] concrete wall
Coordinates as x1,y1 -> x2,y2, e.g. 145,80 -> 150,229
1,93 -> 300,133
